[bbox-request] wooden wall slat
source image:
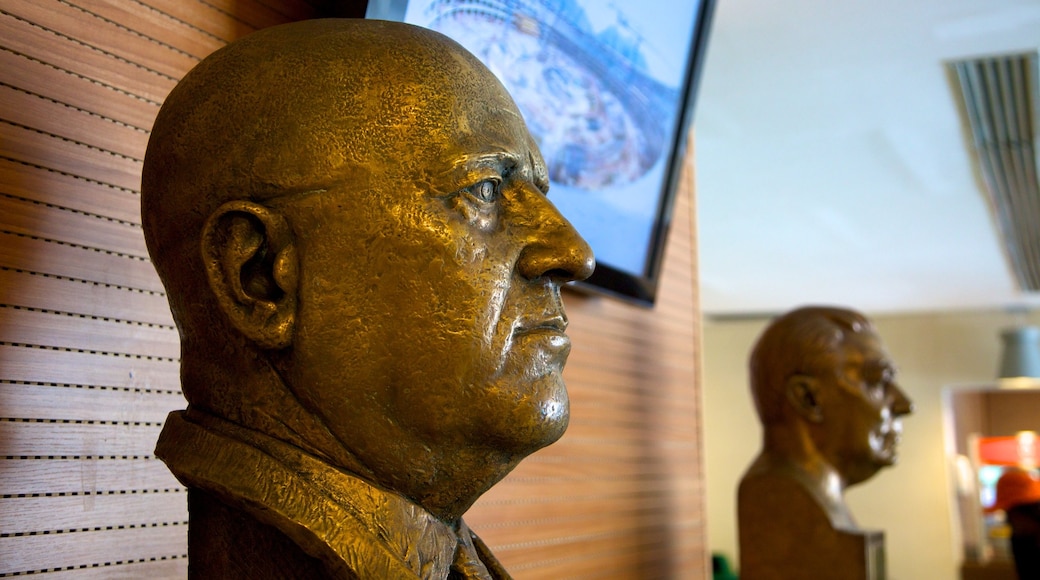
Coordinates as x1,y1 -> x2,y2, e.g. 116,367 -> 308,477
0,158 -> 142,224
563,380 -> 696,410
0,196 -> 149,258
567,332 -> 696,362
0,48 -> 160,131
565,357 -> 696,389
473,503 -> 671,543
567,410 -> 702,439
7,557 -> 188,580
564,315 -> 695,351
504,454 -> 682,479
565,307 -> 697,344
0,383 -> 183,423
495,532 -> 665,573
568,394 -> 690,421
0,122 -> 142,191
0,233 -> 163,293
560,368 -> 685,400
0,11 -> 174,103
503,534 -> 671,578
67,0 -> 226,59
570,362 -> 692,389
568,406 -> 701,431
0,307 -> 178,358
1,492 -> 186,535
568,330 -> 695,359
566,406 -> 701,434
534,439 -> 659,463
478,476 -> 675,506
0,83 -> 150,160
0,345 -> 179,391
0,458 -> 181,496
501,462 -> 685,484
0,524 -> 187,575
466,496 -> 655,527
0,421 -> 164,457
563,419 -> 696,443
199,0 -> 297,30
532,434 -> 698,457
252,0 -> 317,22
476,509 -> 669,549
0,268 -> 172,326
566,348 -> 698,382
131,0 -> 253,43
2,0 -> 198,81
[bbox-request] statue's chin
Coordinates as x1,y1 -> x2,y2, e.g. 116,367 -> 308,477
482,390 -> 570,457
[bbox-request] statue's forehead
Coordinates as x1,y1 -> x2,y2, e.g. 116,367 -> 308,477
834,331 -> 893,376
250,20 -> 483,78
147,18 -> 539,202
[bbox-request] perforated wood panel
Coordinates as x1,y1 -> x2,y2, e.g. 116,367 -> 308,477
0,0 -> 312,576
0,1 -> 706,577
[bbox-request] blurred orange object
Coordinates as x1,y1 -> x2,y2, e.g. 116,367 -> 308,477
986,468 -> 1040,513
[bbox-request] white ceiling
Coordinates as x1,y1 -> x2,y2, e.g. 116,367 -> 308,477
694,0 -> 1040,317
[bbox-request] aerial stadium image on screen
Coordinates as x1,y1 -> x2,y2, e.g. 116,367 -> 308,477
403,0 -> 699,277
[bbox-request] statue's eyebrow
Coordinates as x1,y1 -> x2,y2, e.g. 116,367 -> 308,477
470,150 -> 550,195
462,151 -> 519,173
452,150 -> 549,194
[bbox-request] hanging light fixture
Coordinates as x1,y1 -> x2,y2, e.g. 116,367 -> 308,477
998,325 -> 1040,379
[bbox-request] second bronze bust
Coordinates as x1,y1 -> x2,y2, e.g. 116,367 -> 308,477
738,306 -> 913,580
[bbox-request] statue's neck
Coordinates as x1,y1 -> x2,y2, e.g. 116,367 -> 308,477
760,427 -> 857,530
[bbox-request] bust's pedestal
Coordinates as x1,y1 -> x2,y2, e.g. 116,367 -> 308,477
740,527 -> 886,580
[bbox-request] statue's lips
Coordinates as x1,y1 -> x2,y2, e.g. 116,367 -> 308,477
875,420 -> 904,457
881,433 -> 900,452
886,427 -> 903,448
513,315 -> 568,341
512,317 -> 572,361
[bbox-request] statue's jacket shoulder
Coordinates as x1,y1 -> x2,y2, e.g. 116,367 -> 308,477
156,410 -> 510,579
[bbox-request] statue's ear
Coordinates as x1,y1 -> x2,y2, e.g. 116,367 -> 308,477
785,375 -> 824,423
201,201 -> 298,350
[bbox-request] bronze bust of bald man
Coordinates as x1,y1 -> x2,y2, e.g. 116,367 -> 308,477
738,307 -> 913,580
141,19 -> 594,579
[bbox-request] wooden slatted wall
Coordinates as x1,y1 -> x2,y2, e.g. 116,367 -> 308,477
0,0 -> 707,577
0,0 -> 314,576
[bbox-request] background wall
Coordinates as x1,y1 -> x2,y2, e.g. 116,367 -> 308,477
0,0 -> 707,577
703,307 -> 1040,580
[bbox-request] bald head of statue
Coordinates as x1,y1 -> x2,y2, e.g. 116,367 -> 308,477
142,19 -> 594,523
748,306 -> 913,487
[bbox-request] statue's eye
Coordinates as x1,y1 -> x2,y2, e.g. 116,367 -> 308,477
468,179 -> 499,203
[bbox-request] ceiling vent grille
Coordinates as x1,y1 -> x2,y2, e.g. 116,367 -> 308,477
948,51 -> 1040,291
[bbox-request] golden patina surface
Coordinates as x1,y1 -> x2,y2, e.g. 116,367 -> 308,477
737,306 -> 913,580
141,18 -> 594,579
